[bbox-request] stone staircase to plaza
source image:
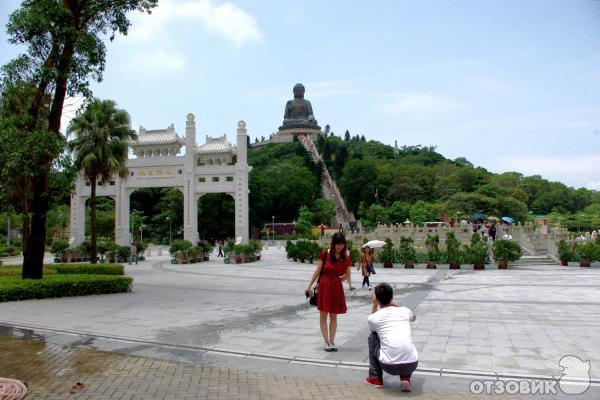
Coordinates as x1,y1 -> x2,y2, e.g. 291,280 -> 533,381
297,134 -> 357,230
510,255 -> 557,266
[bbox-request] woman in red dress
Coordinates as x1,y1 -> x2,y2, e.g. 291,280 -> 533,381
305,232 -> 352,352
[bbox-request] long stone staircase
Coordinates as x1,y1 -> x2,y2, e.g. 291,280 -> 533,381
297,134 -> 357,229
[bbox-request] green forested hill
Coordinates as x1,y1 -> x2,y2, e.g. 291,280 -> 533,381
248,132 -> 600,231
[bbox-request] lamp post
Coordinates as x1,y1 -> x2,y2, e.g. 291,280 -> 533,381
272,216 -> 275,242
139,224 -> 145,245
166,217 -> 172,246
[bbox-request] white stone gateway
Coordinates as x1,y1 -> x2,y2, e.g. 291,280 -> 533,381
69,114 -> 252,246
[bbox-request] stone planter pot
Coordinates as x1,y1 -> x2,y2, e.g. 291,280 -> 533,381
560,260 -> 568,266
383,261 -> 393,268
580,259 -> 591,267
449,263 -> 460,269
498,260 -> 508,269
404,261 -> 414,269
224,258 -> 230,264
235,256 -> 242,264
256,255 -> 261,261
203,256 -> 209,261
474,263 -> 485,270
426,261 -> 436,269
54,257 -> 61,263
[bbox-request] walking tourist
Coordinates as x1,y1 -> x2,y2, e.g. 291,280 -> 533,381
305,232 -> 352,352
365,283 -> 418,391
217,240 -> 224,257
129,242 -> 138,265
489,222 -> 497,241
360,246 -> 375,290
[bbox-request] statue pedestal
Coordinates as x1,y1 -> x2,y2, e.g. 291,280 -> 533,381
273,127 -> 322,143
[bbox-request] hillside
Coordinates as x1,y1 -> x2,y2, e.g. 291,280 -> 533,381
248,132 -> 600,231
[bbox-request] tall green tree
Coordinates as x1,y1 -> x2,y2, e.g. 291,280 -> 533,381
3,0 -> 157,278
67,99 -> 136,263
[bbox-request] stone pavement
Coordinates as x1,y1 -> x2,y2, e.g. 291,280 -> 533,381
1,248 -> 599,398
0,335 -> 513,399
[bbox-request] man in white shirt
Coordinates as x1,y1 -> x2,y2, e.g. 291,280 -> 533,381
365,283 -> 418,391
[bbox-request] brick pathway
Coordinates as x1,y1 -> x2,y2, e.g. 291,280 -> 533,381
0,336 -> 495,400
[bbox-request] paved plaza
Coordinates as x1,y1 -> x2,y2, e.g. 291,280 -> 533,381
1,247 -> 599,398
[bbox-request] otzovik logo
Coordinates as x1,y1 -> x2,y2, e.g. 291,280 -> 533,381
558,355 -> 591,395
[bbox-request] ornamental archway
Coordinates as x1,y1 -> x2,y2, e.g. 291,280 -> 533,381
69,115 -> 251,246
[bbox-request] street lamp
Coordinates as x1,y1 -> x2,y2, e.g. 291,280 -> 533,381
166,217 -> 172,246
272,216 -> 275,242
139,224 -> 145,245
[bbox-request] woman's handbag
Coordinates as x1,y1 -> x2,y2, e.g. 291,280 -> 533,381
309,252 -> 328,307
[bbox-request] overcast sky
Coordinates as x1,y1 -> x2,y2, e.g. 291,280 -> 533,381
1,0 -> 599,190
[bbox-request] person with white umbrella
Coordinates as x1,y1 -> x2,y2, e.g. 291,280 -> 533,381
360,246 -> 376,290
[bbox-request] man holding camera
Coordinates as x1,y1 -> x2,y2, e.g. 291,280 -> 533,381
366,283 -> 419,392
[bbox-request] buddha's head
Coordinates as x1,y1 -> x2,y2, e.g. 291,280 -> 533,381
293,83 -> 305,99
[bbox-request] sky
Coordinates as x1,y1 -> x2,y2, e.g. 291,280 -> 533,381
1,0 -> 599,190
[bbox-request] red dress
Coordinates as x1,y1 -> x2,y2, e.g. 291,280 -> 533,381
317,251 -> 351,314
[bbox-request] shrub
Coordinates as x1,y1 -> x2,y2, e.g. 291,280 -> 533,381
557,240 -> 572,262
465,233 -> 487,264
116,246 -> 131,261
169,240 -> 193,255
425,234 -> 440,262
398,237 -> 417,264
50,239 -> 69,256
579,242 -> 598,262
445,232 -> 463,265
0,275 -> 133,303
52,264 -> 124,275
492,240 -> 523,263
379,238 -> 395,264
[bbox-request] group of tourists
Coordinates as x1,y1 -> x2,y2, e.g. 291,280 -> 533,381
304,232 -> 418,391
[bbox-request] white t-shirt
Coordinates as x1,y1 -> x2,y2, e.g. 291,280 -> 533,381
368,306 -> 418,364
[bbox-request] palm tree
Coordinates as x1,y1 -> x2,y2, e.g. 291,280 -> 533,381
67,99 -> 136,263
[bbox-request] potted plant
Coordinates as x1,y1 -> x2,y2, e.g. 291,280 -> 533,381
198,240 -> 214,261
97,242 -> 108,263
170,240 -> 193,264
445,231 -> 462,269
233,244 -> 243,264
116,245 -> 131,263
398,237 -> 417,268
379,238 -> 394,268
250,239 -> 262,261
425,234 -> 440,269
578,242 -> 597,267
140,241 -> 149,261
465,233 -> 487,270
285,240 -> 293,259
349,246 -> 361,267
492,239 -> 523,269
51,239 -> 69,263
557,240 -> 571,266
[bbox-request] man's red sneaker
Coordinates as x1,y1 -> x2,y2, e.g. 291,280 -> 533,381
365,376 -> 383,388
400,377 -> 412,392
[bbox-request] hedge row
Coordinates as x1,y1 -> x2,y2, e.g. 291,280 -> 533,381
52,264 -> 124,275
0,263 -> 124,277
0,275 -> 133,302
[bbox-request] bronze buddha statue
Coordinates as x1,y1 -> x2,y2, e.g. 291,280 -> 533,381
280,83 -> 320,130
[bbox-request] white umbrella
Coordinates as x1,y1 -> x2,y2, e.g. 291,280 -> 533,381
362,240 -> 386,249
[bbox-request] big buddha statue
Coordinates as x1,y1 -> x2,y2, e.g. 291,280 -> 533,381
279,83 -> 321,130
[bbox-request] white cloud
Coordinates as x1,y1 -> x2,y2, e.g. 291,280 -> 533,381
129,0 -> 263,46
378,93 -> 466,116
128,49 -> 186,72
587,181 -> 600,191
